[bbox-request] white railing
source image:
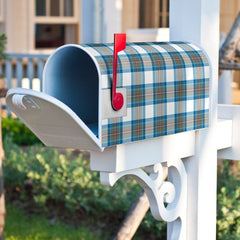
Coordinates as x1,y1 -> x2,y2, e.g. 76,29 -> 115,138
0,53 -> 49,114
0,53 -> 49,92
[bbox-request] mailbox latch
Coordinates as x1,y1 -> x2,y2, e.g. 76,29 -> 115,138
12,94 -> 40,110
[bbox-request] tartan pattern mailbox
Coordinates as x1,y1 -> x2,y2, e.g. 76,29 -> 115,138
83,42 -> 210,147
6,41 -> 210,151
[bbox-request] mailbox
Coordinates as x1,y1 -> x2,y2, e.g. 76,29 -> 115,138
6,40 -> 210,152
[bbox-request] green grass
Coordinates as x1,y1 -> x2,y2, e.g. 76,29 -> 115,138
4,205 -> 104,240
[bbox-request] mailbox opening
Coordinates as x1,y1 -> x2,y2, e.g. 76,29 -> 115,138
43,45 -> 100,136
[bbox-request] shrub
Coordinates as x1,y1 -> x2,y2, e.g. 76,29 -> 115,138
4,117 -> 240,239
2,117 -> 41,145
3,135 -> 166,238
0,34 -> 7,60
217,160 -> 240,239
3,135 -> 136,214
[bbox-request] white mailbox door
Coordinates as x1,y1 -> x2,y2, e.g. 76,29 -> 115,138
6,88 -> 103,151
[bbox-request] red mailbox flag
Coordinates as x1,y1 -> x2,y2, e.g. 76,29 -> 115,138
112,33 -> 126,111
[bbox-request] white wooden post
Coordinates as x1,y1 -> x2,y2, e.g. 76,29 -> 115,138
170,0 -> 219,239
218,33 -> 233,105
218,71 -> 233,104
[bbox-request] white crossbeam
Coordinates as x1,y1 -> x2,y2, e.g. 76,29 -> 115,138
218,104 -> 240,160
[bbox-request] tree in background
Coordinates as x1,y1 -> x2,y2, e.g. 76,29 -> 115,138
0,33 -> 7,240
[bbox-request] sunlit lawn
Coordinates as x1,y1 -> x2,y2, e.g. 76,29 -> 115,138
4,205 -> 104,240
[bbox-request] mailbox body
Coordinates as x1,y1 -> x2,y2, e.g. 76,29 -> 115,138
6,41 -> 210,151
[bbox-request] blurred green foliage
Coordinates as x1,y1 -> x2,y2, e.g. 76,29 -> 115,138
217,160 -> 240,239
5,204 -> 103,240
0,33 -> 7,59
2,117 -> 41,145
3,134 -> 166,238
4,117 -> 240,239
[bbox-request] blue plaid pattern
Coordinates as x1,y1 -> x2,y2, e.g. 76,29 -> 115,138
83,42 -> 210,147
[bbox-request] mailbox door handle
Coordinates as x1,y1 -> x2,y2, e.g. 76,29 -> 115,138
112,33 -> 126,111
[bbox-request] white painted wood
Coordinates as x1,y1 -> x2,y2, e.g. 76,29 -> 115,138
102,0 -> 122,43
218,32 -> 233,105
90,131 -> 195,172
100,160 -> 187,239
33,17 -> 79,24
6,88 -> 102,151
126,28 -> 169,42
170,0 -> 219,239
93,0 -> 102,43
218,71 -> 233,104
216,119 -> 232,150
218,104 -> 240,160
81,1 -> 95,43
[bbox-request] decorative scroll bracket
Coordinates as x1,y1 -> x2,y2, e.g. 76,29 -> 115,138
100,158 -> 187,240
90,116 -> 233,239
